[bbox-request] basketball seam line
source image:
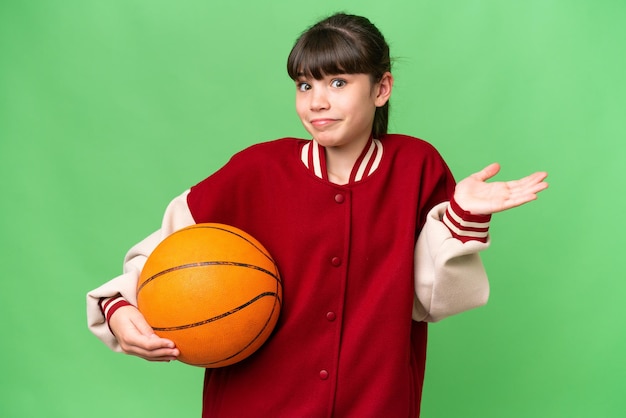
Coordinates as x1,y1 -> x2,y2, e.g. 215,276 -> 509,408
187,292 -> 282,367
137,261 -> 281,293
174,224 -> 279,271
151,291 -> 281,331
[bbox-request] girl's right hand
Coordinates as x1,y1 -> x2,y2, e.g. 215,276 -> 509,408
108,305 -> 180,362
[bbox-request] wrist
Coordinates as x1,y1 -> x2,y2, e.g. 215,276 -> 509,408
450,196 -> 492,221
100,295 -> 133,332
443,197 -> 491,243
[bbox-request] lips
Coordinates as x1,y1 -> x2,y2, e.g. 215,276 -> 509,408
310,118 -> 338,127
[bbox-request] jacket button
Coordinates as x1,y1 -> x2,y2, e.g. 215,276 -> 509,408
334,193 -> 345,203
319,370 -> 329,380
331,256 -> 341,266
326,312 -> 336,321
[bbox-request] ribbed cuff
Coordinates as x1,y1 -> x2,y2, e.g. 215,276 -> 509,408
442,197 -> 491,243
100,295 -> 133,333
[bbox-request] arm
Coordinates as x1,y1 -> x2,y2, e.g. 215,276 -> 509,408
413,164 -> 548,322
412,199 -> 490,322
86,190 -> 195,358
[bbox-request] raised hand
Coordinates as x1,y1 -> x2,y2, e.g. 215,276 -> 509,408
453,163 -> 548,215
109,305 -> 180,362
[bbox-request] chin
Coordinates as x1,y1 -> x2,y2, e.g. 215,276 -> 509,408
313,137 -> 344,148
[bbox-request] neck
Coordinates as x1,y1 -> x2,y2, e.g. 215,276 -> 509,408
323,135 -> 371,185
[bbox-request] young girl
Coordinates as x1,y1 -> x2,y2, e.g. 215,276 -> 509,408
87,13 -> 547,417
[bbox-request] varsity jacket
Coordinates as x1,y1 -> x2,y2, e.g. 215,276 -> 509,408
87,135 -> 491,417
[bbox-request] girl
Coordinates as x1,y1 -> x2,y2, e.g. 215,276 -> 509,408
87,13 -> 548,417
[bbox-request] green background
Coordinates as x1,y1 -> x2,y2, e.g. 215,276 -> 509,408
1,0 -> 624,417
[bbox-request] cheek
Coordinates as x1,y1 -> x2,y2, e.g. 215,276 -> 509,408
353,98 -> 377,122
295,98 -> 307,120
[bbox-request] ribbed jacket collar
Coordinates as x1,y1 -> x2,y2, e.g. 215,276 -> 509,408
300,137 -> 383,184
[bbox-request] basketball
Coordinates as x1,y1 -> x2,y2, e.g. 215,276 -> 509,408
137,223 -> 282,368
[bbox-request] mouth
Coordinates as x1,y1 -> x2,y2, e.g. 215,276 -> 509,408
310,118 -> 338,128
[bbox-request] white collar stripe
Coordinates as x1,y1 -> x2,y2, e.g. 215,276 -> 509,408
368,139 -> 383,176
301,138 -> 384,184
301,142 -> 310,168
354,140 -> 376,182
312,141 -> 323,178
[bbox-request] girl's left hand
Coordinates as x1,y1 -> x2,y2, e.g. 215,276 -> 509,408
453,163 -> 548,215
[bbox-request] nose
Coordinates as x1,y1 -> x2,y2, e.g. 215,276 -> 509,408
310,87 -> 329,111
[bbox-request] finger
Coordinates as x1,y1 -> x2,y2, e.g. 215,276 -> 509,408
533,171 -> 549,182
137,342 -> 180,361
505,171 -> 549,192
504,182 -> 548,209
525,180 -> 549,195
517,171 -> 549,188
126,332 -> 177,351
145,333 -> 178,350
122,336 -> 180,360
131,347 -> 180,362
127,346 -> 178,360
472,162 -> 501,182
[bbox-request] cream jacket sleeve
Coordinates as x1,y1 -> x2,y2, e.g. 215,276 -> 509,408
86,190 -> 194,351
412,201 -> 491,322
88,194 -> 490,350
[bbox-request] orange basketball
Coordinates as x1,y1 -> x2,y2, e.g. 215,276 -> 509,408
137,223 -> 282,368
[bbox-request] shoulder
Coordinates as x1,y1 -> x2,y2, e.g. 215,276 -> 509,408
188,138 -> 307,216
380,134 -> 456,202
191,137 -> 305,189
381,133 -> 449,169
231,137 -> 306,163
381,133 -> 441,155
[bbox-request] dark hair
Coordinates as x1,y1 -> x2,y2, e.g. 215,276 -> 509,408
287,13 -> 391,139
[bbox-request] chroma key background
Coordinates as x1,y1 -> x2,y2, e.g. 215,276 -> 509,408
1,0 -> 624,417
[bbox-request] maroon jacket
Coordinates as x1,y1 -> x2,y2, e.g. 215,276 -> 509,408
187,135 -> 455,417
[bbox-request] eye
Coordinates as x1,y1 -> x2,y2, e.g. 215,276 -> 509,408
331,79 -> 347,88
297,82 -> 311,92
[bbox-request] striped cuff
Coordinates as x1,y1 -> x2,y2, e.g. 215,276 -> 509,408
100,295 -> 132,331
442,198 -> 491,243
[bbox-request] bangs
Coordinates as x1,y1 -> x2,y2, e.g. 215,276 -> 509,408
287,28 -> 372,80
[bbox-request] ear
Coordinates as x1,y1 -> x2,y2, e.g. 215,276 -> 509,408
374,72 -> 393,107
